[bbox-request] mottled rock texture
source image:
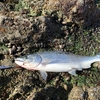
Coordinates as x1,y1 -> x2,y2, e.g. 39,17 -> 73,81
45,0 -> 100,27
68,86 -> 100,100
0,0 -> 100,100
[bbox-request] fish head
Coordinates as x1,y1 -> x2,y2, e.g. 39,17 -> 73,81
15,54 -> 42,70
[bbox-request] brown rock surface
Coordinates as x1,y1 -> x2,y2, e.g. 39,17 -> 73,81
68,86 -> 86,100
68,86 -> 100,100
93,61 -> 100,68
0,0 -> 100,100
88,86 -> 100,100
44,0 -> 100,27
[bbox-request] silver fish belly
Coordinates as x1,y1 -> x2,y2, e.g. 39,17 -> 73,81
15,51 -> 100,80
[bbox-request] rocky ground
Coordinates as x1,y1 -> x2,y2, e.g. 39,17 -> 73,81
0,0 -> 100,100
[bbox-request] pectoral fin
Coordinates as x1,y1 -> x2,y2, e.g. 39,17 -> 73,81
68,69 -> 77,76
39,70 -> 47,81
41,60 -> 50,67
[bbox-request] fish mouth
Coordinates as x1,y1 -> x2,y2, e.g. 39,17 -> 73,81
15,58 -> 24,62
15,58 -> 24,66
15,59 -> 24,62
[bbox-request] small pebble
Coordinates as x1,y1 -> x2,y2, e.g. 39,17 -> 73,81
9,45 -> 17,54
17,46 -> 22,52
7,43 -> 12,48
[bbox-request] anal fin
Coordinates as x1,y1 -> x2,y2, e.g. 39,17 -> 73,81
68,69 -> 77,76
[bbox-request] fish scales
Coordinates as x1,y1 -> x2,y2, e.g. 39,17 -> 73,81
15,51 -> 100,80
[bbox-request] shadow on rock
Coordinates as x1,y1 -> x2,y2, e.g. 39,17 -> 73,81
27,85 -> 73,100
0,75 -> 11,87
0,72 -> 12,99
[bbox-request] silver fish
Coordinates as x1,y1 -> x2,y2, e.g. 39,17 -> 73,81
15,51 -> 100,80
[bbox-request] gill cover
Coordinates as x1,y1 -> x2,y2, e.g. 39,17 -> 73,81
15,54 -> 42,68
26,54 -> 42,67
